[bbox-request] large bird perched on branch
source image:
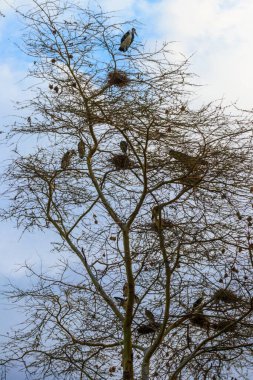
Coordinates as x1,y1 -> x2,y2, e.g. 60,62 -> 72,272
78,139 -> 85,159
61,150 -> 76,170
169,149 -> 207,170
119,28 -> 137,52
145,309 -> 156,323
151,206 -> 174,230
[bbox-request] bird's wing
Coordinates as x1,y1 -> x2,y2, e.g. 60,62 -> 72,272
121,31 -> 130,43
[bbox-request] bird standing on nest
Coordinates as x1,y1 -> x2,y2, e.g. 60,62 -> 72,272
152,206 -> 174,230
119,28 -> 137,52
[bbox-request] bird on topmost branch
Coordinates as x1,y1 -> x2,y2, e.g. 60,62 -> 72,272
119,28 -> 137,52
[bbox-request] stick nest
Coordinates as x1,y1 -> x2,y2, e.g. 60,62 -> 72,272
107,70 -> 130,87
213,289 -> 239,303
190,313 -> 210,329
110,154 -> 132,170
137,324 -> 156,335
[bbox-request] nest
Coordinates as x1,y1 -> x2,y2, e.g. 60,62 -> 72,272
190,313 -> 210,330
137,324 -> 156,335
107,70 -> 130,87
151,219 -> 174,231
213,319 -> 236,332
213,289 -> 239,303
110,154 -> 132,170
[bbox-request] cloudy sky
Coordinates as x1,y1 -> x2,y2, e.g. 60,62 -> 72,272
0,0 -> 253,378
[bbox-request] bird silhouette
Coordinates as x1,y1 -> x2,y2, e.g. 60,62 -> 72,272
120,140 -> 128,154
61,150 -> 76,170
123,283 -> 128,298
145,308 -> 156,323
192,297 -> 204,311
114,297 -> 127,308
78,139 -> 85,159
119,28 -> 137,52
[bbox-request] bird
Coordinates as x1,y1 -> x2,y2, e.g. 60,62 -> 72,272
114,297 -> 127,308
151,206 -> 174,230
151,206 -> 161,226
145,308 -> 156,323
169,149 -> 207,169
61,150 -> 76,170
120,140 -> 128,154
123,283 -> 128,297
192,297 -> 204,311
119,28 -> 137,52
78,139 -> 85,159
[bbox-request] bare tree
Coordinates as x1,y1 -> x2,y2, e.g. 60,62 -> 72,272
1,1 -> 253,379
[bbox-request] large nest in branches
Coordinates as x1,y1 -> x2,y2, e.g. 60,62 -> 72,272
213,289 -> 239,303
110,154 -> 132,170
213,319 -> 237,332
151,219 -> 174,231
107,70 -> 130,87
137,324 -> 156,335
190,313 -> 210,330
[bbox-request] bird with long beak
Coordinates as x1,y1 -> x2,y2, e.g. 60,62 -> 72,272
119,28 -> 137,52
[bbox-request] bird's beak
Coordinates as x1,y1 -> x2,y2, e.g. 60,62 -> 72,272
135,30 -> 138,36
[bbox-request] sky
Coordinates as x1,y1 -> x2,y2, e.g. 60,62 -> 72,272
1,0 -> 253,378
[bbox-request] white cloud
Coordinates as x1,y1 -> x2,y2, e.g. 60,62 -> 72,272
142,0 -> 253,106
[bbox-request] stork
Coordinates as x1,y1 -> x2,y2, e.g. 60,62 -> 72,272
119,28 -> 137,52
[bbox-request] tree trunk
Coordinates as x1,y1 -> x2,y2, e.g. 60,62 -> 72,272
122,229 -> 134,380
141,360 -> 150,380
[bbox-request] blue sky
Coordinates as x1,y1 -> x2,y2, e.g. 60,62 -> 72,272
1,0 -> 253,378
